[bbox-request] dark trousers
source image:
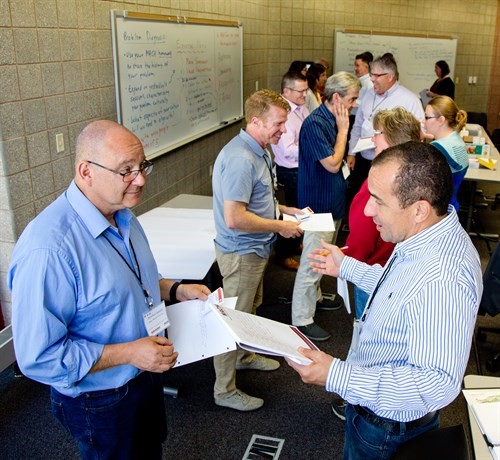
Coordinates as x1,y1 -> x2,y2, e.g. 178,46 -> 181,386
275,165 -> 301,261
51,371 -> 167,460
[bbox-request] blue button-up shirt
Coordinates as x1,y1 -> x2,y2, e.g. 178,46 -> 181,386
8,181 -> 161,396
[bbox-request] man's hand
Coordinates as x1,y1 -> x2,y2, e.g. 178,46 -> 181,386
278,219 -> 303,238
279,205 -> 303,216
176,283 -> 211,302
332,97 -> 350,135
307,239 -> 345,278
347,155 -> 356,170
286,347 -> 334,386
128,336 -> 178,373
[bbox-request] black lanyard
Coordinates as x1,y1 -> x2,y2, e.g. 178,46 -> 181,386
360,254 -> 397,322
102,233 -> 154,309
263,151 -> 275,183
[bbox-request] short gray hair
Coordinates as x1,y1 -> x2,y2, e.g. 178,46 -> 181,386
324,71 -> 361,101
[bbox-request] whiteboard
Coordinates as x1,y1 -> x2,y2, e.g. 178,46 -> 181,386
334,30 -> 457,96
111,11 -> 243,159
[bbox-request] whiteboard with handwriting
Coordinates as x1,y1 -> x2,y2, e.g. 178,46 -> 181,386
334,30 -> 457,97
111,11 -> 243,159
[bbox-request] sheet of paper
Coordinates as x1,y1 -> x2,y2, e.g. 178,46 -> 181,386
166,296 -> 238,367
463,388 -> 500,446
352,136 -> 375,153
337,278 -> 351,314
420,89 -> 431,108
211,304 -> 319,365
284,213 -> 335,232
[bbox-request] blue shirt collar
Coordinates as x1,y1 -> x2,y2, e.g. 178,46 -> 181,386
239,128 -> 268,159
395,205 -> 458,258
66,180 -> 133,239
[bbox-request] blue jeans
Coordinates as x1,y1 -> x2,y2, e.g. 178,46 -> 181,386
51,371 -> 167,460
343,404 -> 440,460
354,285 -> 369,319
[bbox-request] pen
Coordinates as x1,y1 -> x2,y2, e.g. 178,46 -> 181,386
319,245 -> 348,256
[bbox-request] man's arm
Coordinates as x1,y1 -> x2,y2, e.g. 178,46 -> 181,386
158,278 -> 210,303
223,200 -> 303,238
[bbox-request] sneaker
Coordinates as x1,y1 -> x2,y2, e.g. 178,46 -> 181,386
331,397 -> 347,421
317,295 -> 343,311
296,323 -> 331,341
215,389 -> 264,411
236,354 -> 280,371
280,257 -> 299,271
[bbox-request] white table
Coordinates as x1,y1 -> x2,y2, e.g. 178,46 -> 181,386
463,374 -> 500,460
462,124 -> 500,237
137,194 -> 215,281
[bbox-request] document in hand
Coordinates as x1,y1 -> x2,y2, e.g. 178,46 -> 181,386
166,296 -> 238,367
352,136 -> 375,153
283,212 -> 335,232
210,304 -> 319,365
462,388 -> 500,450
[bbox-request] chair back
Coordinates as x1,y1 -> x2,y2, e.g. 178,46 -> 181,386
391,425 -> 469,460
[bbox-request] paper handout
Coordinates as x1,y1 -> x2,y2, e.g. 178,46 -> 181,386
337,278 -> 351,315
283,212 -> 335,232
352,136 -> 375,153
419,89 -> 431,108
462,388 -> 500,447
166,296 -> 238,367
210,303 -> 319,365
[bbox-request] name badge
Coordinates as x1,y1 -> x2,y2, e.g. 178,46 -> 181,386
143,301 -> 170,336
342,161 -> 350,180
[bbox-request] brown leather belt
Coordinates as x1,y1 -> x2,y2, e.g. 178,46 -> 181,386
353,405 -> 438,433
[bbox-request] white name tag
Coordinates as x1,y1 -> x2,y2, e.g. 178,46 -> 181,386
342,161 -> 350,180
143,301 -> 170,336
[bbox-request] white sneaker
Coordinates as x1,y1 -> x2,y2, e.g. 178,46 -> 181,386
214,389 -> 264,411
236,354 -> 280,371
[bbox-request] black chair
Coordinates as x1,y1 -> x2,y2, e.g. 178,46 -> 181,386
391,425 -> 470,460
466,112 -> 489,136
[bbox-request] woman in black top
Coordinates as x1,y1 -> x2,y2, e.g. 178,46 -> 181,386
427,60 -> 455,99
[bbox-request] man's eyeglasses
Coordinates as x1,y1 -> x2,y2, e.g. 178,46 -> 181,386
424,115 -> 440,120
373,130 -> 384,136
87,160 -> 154,182
286,87 -> 308,94
370,72 -> 389,79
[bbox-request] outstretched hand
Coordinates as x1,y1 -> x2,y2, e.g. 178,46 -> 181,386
307,239 -> 345,278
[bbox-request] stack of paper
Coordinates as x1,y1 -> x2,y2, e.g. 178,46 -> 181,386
166,292 -> 319,367
463,388 -> 500,459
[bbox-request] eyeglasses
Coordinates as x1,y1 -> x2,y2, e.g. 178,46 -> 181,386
286,87 -> 308,94
87,160 -> 154,182
370,72 -> 389,79
373,130 -> 384,136
424,115 -> 440,120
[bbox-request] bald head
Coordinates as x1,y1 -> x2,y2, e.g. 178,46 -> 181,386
75,120 -> 140,167
73,120 -> 147,223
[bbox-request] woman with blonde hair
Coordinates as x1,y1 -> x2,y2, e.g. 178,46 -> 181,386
423,95 -> 468,211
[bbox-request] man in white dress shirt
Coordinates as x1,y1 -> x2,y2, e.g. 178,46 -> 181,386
346,54 -> 424,204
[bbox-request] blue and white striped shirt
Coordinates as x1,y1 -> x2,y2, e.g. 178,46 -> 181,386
326,208 -> 483,421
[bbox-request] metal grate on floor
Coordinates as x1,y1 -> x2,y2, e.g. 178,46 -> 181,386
242,434 -> 285,459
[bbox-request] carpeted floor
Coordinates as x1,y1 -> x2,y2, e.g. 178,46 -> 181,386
1,217 -> 499,459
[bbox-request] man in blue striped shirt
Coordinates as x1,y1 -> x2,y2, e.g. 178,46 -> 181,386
287,141 -> 483,459
291,72 -> 361,342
